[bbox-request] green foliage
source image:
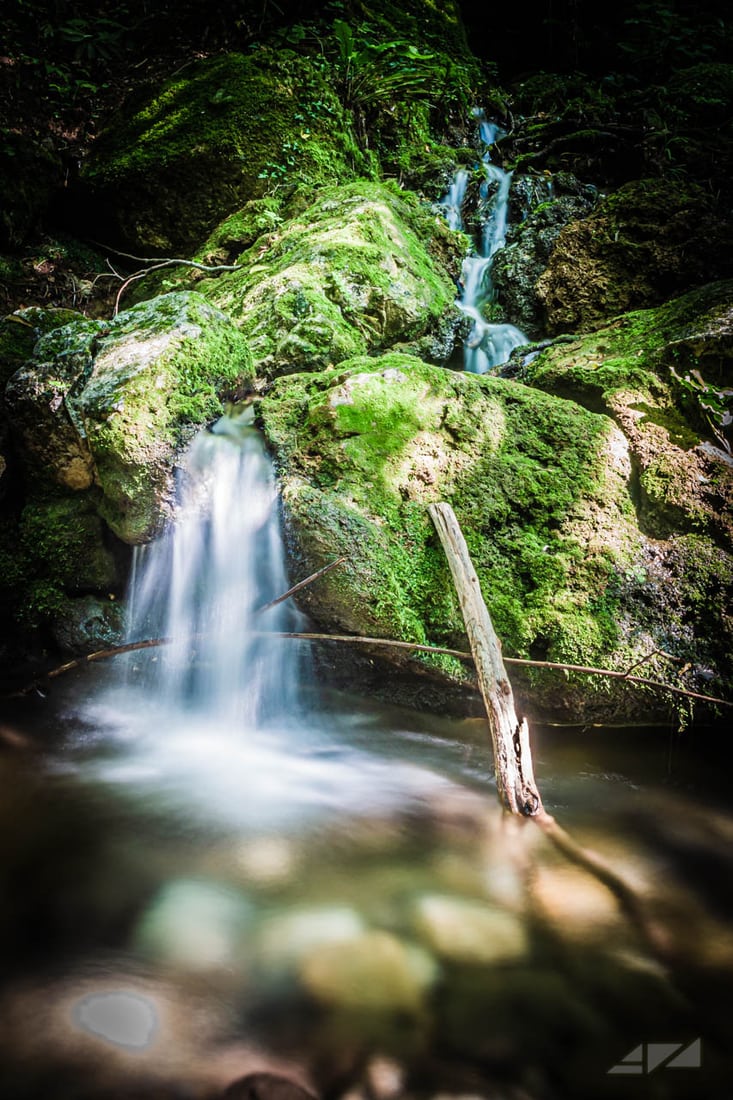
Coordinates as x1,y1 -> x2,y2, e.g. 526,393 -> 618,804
329,20 -> 472,146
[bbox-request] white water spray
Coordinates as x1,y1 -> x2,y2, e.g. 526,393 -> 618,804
443,110 -> 527,373
125,409 -> 305,728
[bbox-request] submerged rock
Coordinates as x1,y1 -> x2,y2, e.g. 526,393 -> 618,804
298,929 -> 437,1012
412,894 -> 528,965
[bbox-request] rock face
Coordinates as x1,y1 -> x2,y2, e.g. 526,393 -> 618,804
492,174 -> 597,339
1,291 -> 253,649
69,50 -> 364,254
201,181 -> 464,377
536,179 -> 733,334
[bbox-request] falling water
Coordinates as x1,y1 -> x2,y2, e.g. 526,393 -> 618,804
125,408 -> 304,728
442,110 -> 528,373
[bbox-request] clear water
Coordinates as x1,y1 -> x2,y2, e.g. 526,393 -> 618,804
1,417 -> 732,1098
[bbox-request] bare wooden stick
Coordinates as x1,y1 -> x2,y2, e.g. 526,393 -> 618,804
428,502 -> 542,816
255,556 -> 346,614
5,630 -> 731,708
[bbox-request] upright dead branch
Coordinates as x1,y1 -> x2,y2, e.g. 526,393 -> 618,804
428,502 -> 542,816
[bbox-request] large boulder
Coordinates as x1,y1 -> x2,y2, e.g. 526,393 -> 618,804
5,291 -> 254,543
67,50 -> 365,254
536,179 -> 733,334
201,181 -> 464,377
259,343 -> 732,720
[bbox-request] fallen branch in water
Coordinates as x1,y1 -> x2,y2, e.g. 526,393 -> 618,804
428,501 -> 542,815
5,630 -> 732,708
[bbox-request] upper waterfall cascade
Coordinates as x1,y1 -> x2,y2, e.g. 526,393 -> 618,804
440,111 -> 528,374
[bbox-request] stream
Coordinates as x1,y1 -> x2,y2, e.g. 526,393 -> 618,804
1,411 -> 732,1099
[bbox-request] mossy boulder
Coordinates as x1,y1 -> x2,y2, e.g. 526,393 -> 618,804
518,281 -> 733,544
71,50 -> 364,253
5,291 -> 254,542
258,352 -> 700,721
198,181 -> 464,376
536,179 -> 733,334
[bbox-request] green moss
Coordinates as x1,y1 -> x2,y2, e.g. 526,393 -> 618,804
260,355 -> 637,676
81,50 -> 368,252
0,307 -> 85,388
203,180 -> 461,375
0,491 -> 120,635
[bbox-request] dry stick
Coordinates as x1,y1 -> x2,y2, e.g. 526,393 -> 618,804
255,556 -> 346,614
428,501 -> 543,816
6,631 -> 732,709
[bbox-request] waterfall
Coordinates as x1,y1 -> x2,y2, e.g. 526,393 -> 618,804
442,110 -> 527,374
124,408 -> 305,729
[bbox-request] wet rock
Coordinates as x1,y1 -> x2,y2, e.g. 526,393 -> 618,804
222,1072 -> 318,1100
6,291 -> 254,542
492,175 -> 597,339
51,595 -> 124,655
412,894 -> 528,965
298,929 -> 438,1012
536,178 -> 733,334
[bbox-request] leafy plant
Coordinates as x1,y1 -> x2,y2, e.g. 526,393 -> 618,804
330,20 -> 463,146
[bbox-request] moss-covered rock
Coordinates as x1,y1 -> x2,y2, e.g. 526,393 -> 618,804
536,179 -> 733,334
196,181 -> 463,377
259,352 -> 685,719
71,49 -> 365,253
518,281 -> 733,544
492,173 -> 598,339
5,291 -> 254,542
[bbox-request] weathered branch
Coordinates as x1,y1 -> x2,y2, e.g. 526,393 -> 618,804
5,631 -> 732,708
255,556 -> 346,614
428,502 -> 542,816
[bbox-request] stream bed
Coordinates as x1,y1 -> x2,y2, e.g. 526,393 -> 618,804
1,676 -> 732,1100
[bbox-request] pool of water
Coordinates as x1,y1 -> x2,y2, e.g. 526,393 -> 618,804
1,667 -> 732,1099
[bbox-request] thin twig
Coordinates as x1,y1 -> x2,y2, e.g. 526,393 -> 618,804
5,631 -> 731,709
255,556 -> 347,614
